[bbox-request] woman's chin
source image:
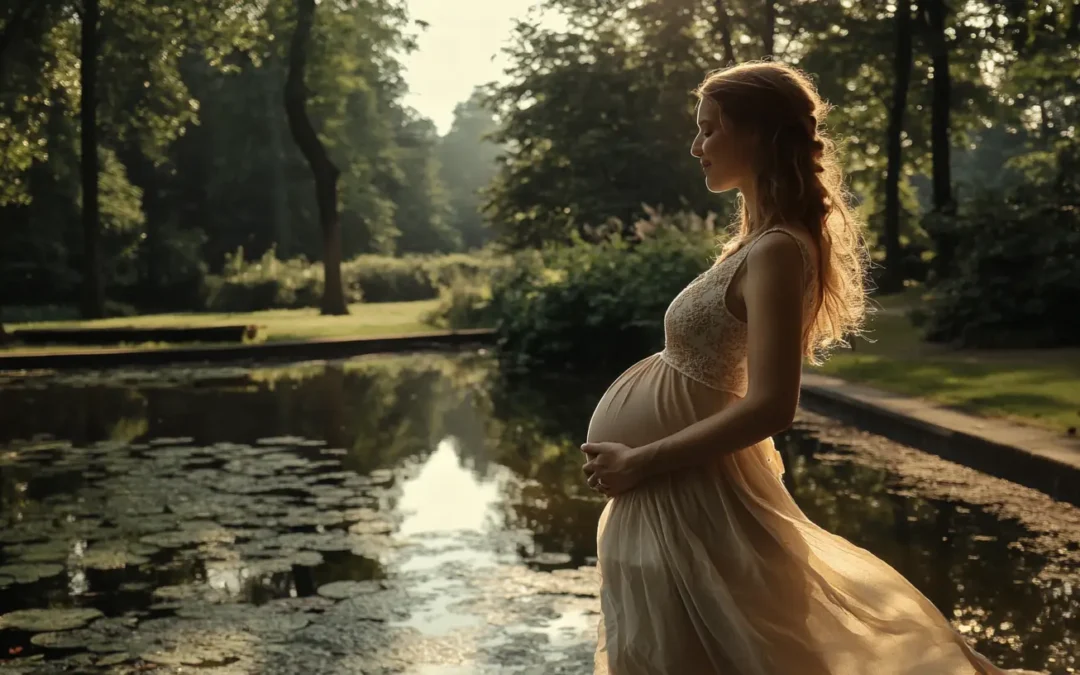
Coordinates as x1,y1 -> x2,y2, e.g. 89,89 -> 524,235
705,175 -> 737,194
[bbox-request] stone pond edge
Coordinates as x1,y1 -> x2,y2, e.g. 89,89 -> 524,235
0,328 -> 498,371
799,375 -> 1080,507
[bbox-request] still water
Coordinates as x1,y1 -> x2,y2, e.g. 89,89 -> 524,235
0,353 -> 1076,673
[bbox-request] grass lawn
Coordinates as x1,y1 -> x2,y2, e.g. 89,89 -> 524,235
2,300 -> 443,354
814,292 -> 1080,435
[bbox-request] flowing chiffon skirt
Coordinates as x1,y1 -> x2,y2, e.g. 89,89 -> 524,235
586,352 -> 1034,675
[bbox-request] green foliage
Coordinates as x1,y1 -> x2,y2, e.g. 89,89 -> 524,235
206,247 -> 328,313
203,249 -> 507,312
487,9 -> 725,248
2,0 -> 502,314
484,213 -> 717,368
922,182 -> 1080,348
424,277 -> 496,331
436,88 -> 501,250
344,251 -> 509,304
390,116 -> 458,254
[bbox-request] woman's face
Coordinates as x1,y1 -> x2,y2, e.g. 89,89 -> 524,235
691,97 -> 756,193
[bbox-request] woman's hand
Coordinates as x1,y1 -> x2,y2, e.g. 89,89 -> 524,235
581,442 -> 650,497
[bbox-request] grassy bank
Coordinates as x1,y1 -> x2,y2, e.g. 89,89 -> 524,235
816,292 -> 1080,435
2,300 -> 441,354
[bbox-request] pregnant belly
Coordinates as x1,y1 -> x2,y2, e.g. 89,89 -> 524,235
586,353 -> 736,449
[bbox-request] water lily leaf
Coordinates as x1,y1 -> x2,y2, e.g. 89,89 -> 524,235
82,550 -> 150,570
95,652 -> 132,666
0,608 -> 103,632
8,540 -> 71,563
0,563 -> 65,584
316,580 -> 384,600
31,627 -> 124,651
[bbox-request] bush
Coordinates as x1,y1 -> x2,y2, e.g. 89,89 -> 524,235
923,186 -> 1080,348
203,247 -> 508,313
205,247 -> 332,312
424,275 -> 497,330
481,214 -> 717,368
343,251 -> 508,303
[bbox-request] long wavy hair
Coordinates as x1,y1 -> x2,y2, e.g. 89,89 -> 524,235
695,61 -> 869,363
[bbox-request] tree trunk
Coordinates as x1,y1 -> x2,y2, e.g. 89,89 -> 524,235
924,0 -> 955,279
763,0 -> 776,58
265,67 -> 291,257
284,0 -> 348,316
80,0 -> 104,318
712,0 -> 736,65
882,0 -> 913,294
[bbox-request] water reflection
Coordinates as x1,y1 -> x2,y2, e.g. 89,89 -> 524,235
0,355 -> 1076,673
397,438 -> 504,538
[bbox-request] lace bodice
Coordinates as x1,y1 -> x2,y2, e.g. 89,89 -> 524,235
659,227 -> 816,396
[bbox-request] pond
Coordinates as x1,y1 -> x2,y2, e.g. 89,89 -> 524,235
0,353 -> 1077,674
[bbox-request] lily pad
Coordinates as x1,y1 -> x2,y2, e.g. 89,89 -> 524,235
349,520 -> 394,536
273,509 -> 347,529
141,524 -> 235,549
95,652 -> 133,666
0,527 -> 47,545
7,540 -> 70,563
256,436 -> 306,446
523,552 -> 574,568
148,437 -> 195,446
31,627 -> 125,652
82,550 -> 150,570
0,608 -> 103,632
153,584 -> 229,604
316,580 -> 384,600
272,531 -> 353,552
0,563 -> 65,584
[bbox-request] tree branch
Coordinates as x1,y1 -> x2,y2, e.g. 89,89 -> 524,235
712,0 -> 736,66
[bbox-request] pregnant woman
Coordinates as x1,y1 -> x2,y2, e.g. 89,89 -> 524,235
581,62 -> 1033,675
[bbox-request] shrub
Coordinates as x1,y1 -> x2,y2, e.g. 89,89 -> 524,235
424,275 -> 497,330
203,248 -> 509,312
922,186 -> 1080,348
205,247 -> 333,312
343,251 -> 508,303
484,214 -> 717,368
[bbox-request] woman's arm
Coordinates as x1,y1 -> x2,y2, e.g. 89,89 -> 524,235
583,231 -> 807,492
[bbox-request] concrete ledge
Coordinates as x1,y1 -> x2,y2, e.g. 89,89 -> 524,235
800,372 -> 1080,507
0,329 -> 497,371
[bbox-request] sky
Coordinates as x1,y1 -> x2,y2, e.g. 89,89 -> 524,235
400,0 -> 557,135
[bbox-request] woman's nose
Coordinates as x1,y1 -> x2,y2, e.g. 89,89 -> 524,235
690,139 -> 703,157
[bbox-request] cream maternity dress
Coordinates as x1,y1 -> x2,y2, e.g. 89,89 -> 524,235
586,227 -> 1032,675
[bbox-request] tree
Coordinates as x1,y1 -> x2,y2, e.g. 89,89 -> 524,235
436,89 -> 501,250
881,0 -> 914,294
920,0 -> 954,281
80,0 -> 104,318
284,0 -> 348,315
391,115 -> 458,254
488,3 -> 722,248
763,0 -> 776,58
710,0 -> 737,65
